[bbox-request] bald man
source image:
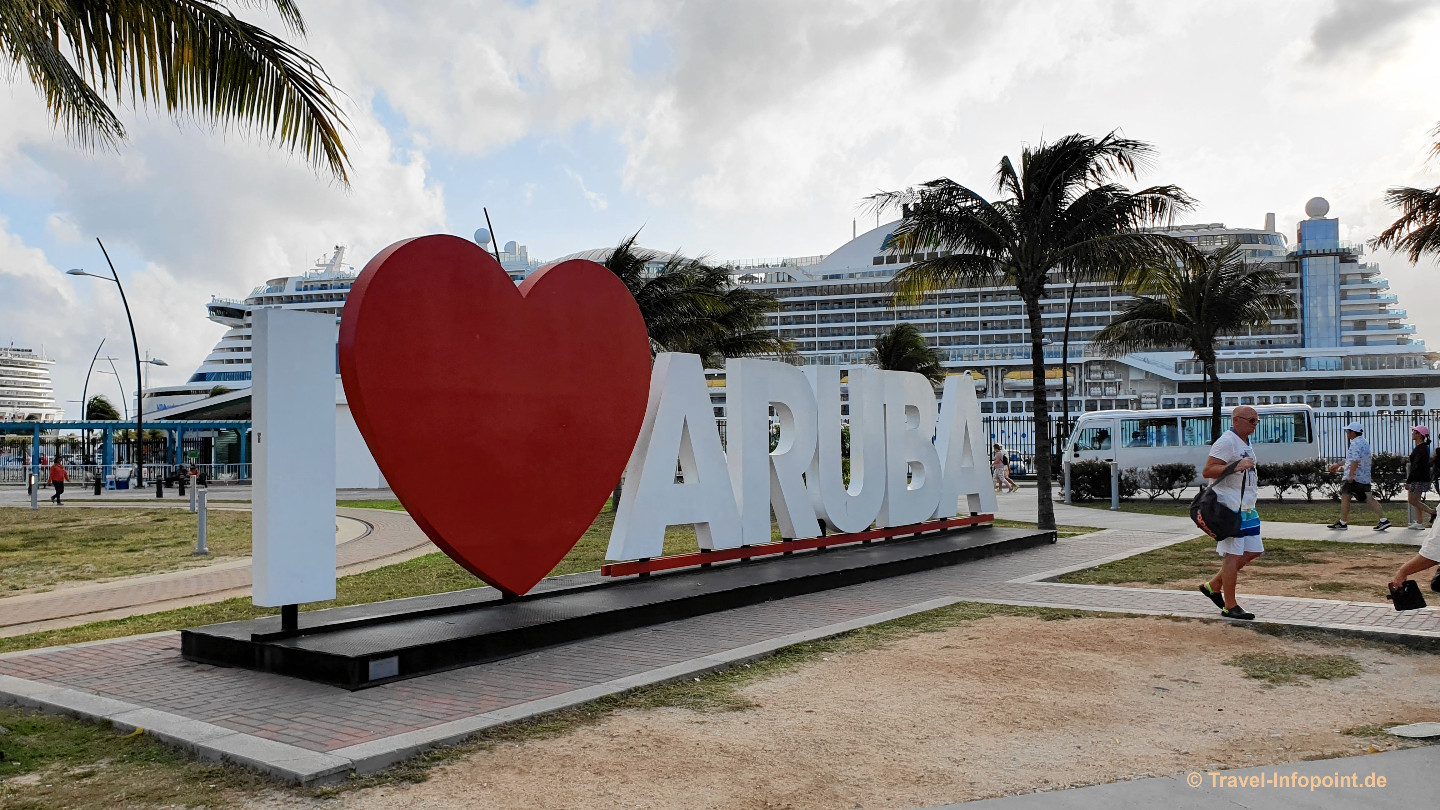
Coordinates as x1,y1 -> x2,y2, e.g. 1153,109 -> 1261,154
1198,406 -> 1262,620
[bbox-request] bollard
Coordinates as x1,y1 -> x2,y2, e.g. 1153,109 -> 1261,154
178,475 -> 187,498
93,474 -> 102,495
1063,461 -> 1072,505
194,488 -> 209,555
30,474 -> 38,510
156,477 -> 164,498
1109,461 -> 1120,511
189,478 -> 197,513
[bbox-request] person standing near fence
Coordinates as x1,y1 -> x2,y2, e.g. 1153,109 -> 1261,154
1199,406 -> 1262,621
992,443 -> 1017,493
48,457 -> 68,505
1405,426 -> 1435,530
1327,422 -> 1389,531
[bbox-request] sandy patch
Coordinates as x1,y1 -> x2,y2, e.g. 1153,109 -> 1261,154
1122,546 -> 1424,604
256,615 -> 1439,809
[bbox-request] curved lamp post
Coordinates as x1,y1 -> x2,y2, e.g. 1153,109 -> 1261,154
80,337 -> 105,463
68,239 -> 167,485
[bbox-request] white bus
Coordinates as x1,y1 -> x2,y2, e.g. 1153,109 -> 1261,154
1063,405 -> 1319,477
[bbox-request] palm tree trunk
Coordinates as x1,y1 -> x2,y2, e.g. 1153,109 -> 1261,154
1058,277 -> 1080,454
1025,294 -> 1056,532
1205,359 -> 1223,441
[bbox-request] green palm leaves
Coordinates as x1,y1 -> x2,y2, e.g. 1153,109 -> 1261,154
602,232 -> 794,367
870,323 -> 944,384
1,0 -> 349,182
1093,243 -> 1295,437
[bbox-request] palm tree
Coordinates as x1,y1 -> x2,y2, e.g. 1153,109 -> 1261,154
2,0 -> 349,182
602,233 -> 793,365
86,395 -> 121,421
868,132 -> 1194,531
1374,124 -> 1440,262
871,323 -> 945,384
209,385 -> 234,397
1093,243 -> 1296,439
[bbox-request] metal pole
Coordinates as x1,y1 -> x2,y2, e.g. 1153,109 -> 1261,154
1063,460 -> 1072,504
30,473 -> 38,510
81,337 -> 105,462
1109,461 -> 1120,511
482,207 -> 503,265
97,238 -> 145,487
194,488 -> 208,555
189,475 -> 197,513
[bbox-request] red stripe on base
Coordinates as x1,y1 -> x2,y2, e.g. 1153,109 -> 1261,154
600,514 -> 995,577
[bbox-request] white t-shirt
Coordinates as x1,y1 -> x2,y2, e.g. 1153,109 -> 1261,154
1207,429 -> 1258,512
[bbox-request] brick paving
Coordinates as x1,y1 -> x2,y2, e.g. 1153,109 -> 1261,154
2,523 -> 1436,759
0,507 -> 433,633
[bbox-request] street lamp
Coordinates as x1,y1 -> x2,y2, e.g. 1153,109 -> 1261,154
81,337 -> 105,463
68,238 -> 151,484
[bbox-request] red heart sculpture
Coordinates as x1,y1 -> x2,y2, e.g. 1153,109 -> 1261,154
338,235 -> 651,595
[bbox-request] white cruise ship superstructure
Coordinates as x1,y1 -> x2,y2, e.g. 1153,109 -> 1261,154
719,197 -> 1439,420
0,346 -> 63,421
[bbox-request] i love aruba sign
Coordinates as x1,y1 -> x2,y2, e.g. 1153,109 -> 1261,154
338,235 -> 997,597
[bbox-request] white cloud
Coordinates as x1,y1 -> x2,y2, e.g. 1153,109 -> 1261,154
562,167 -> 608,211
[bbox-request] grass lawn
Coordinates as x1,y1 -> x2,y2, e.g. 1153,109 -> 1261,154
1056,536 -> 1424,604
1072,498 -> 1421,525
0,508 -> 250,594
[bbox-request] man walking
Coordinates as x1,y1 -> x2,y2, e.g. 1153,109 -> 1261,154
1198,406 -> 1263,621
1328,421 -> 1389,531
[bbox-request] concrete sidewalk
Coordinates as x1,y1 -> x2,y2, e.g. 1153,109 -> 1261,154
942,746 -> 1438,808
994,485 -> 1424,545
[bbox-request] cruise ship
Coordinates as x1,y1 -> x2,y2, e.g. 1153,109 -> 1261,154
716,196 -> 1440,420
0,346 -> 64,422
152,197 -> 1440,452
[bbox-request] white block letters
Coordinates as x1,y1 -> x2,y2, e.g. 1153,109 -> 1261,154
805,366 -> 886,533
726,358 -> 820,544
875,370 -> 944,527
607,353 -> 742,560
932,373 -> 999,519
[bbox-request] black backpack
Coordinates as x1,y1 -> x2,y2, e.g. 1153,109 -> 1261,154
1190,459 -> 1247,541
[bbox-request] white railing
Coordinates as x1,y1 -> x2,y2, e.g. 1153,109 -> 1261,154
0,463 -> 250,487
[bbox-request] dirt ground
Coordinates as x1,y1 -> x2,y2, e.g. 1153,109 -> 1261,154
253,615 -> 1438,810
1139,547 -> 1424,604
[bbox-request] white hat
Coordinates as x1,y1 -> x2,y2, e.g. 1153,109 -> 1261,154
1346,421 -> 1364,434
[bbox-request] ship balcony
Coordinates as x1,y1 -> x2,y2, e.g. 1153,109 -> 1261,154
1340,278 -> 1389,290
1343,324 -> 1416,336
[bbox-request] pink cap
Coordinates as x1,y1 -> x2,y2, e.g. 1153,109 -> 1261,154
1414,425 -> 1430,437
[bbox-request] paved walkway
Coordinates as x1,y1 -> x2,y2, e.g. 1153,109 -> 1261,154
0,515 -> 1435,783
0,507 -> 435,636
941,746 -> 1438,808
994,485 -> 1426,545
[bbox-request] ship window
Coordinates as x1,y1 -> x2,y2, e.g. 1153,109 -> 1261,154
1177,398 -> 1192,408
995,400 -> 1009,413
980,401 -> 994,413
872,256 -> 884,265
1085,399 -> 1099,411
1341,395 -> 1355,408
1323,395 -> 1339,408
1306,395 -> 1322,407
1256,396 -> 1271,405
885,255 -> 898,264
1395,393 -> 1409,406
1414,393 -> 1426,406
1224,397 -> 1239,406
1375,394 -> 1390,407
1240,396 -> 1255,405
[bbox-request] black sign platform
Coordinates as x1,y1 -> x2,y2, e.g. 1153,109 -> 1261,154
181,524 -> 1053,690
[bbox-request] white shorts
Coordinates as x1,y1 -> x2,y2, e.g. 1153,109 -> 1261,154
1216,535 -> 1264,556
1420,526 -> 1440,563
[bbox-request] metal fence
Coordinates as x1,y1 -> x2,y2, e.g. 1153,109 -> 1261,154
1313,413 -> 1440,460
1,463 -> 250,487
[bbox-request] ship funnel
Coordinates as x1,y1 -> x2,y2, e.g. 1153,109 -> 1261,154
1264,212 -> 1276,232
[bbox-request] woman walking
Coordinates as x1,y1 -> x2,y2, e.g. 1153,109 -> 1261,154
992,443 -> 1017,493
1406,426 -> 1435,530
48,457 -> 68,506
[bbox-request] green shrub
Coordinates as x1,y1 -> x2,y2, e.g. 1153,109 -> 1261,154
1141,463 -> 1197,501
1290,458 -> 1336,502
1371,452 -> 1407,502
1258,461 -> 1299,501
1067,459 -> 1139,501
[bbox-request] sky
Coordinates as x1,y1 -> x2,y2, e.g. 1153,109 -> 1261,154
3,0 -> 1440,417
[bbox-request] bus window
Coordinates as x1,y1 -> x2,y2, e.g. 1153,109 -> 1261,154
1182,416 -> 1213,446
1253,411 -> 1309,443
1121,417 -> 1180,448
1075,426 -> 1112,451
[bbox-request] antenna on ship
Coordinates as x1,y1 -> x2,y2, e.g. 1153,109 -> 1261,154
481,208 -> 503,265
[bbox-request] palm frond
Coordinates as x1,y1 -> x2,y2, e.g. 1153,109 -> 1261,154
2,0 -> 349,182
1374,185 -> 1440,263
